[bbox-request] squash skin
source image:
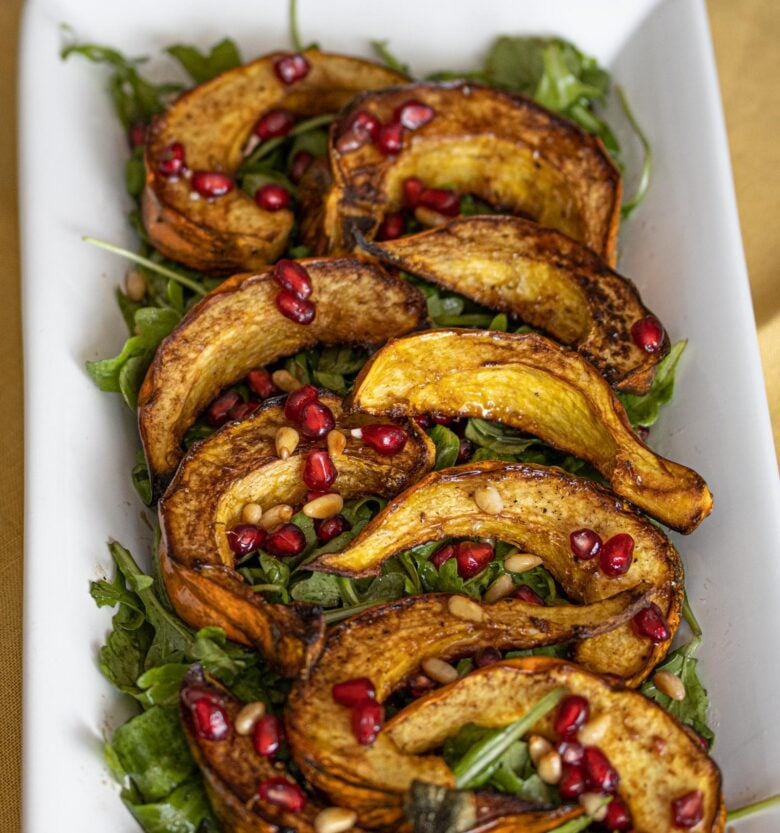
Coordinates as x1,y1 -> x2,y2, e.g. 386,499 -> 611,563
312,82 -> 621,264
347,329 -> 713,533
143,50 -> 406,272
386,658 -> 726,833
359,216 -> 670,394
137,257 -> 427,497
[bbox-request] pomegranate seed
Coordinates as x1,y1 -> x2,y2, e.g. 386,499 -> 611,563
290,150 -> 314,184
254,109 -> 295,141
284,385 -> 318,422
604,797 -> 632,831
672,790 -> 704,828
409,674 -> 435,697
273,259 -> 312,300
377,211 -> 405,240
403,177 -> 425,207
247,369 -> 277,399
554,696 -> 590,738
418,187 -> 460,217
257,777 -> 306,813
352,700 -> 384,745
255,183 -> 290,211
557,740 -> 584,766
349,110 -> 382,140
558,764 -> 586,800
303,450 -> 337,491
454,541 -> 494,578
394,99 -> 436,130
375,121 -> 404,156
276,290 -> 315,324
456,438 -> 474,464
637,424 -> 650,441
431,544 -> 455,568
474,647 -> 501,667
357,424 -> 408,456
432,414 -> 457,426
582,746 -> 619,794
128,121 -> 146,149
226,524 -> 265,555
190,696 -> 230,740
158,142 -> 185,177
512,585 -> 544,605
332,677 -> 376,706
228,401 -> 259,420
265,523 -> 306,557
273,53 -> 310,85
631,315 -> 665,353
306,489 -> 330,503
599,533 -> 634,577
253,714 -> 282,757
297,400 -> 335,438
632,603 -> 670,644
206,391 -> 241,426
570,528 -> 602,560
314,514 -> 351,543
335,129 -> 370,154
192,170 -> 234,199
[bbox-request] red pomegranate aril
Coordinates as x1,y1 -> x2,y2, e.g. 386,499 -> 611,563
297,400 -> 336,438
290,149 -> 314,183
431,543 -> 455,569
276,290 -> 316,324
228,401 -> 259,420
632,603 -> 670,644
255,183 -> 290,211
206,391 -> 242,426
631,315 -> 665,353
254,109 -> 295,141
413,414 -> 434,429
599,533 -> 634,577
377,211 -> 405,241
192,170 -> 234,199
403,177 -> 425,207
554,695 -> 590,738
128,120 -> 146,149
358,424 -> 408,456
394,99 -> 436,130
456,438 -> 474,464
474,647 -> 502,668
375,121 -> 404,156
352,700 -> 384,745
558,764 -> 586,800
455,541 -> 494,578
158,142 -> 185,176
604,797 -> 632,831
582,746 -> 619,794
512,585 -> 544,605
284,384 -> 318,421
247,368 -> 277,399
273,259 -> 312,299
419,187 -> 460,217
409,674 -> 435,697
349,110 -> 381,140
672,790 -> 704,828
227,524 -> 266,555
557,740 -> 584,766
273,53 -> 310,85
332,676 -> 376,706
303,450 -> 338,491
637,424 -> 650,441
314,514 -> 351,543
335,129 -> 370,154
257,777 -> 307,813
191,697 -> 230,740
265,523 -> 306,557
253,714 -> 282,757
570,528 -> 602,560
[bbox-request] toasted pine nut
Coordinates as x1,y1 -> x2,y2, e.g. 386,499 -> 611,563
414,206 -> 449,227
578,713 -> 610,746
421,657 -> 458,685
504,553 -> 543,574
314,807 -> 358,833
275,426 -> 300,460
303,493 -> 344,519
327,429 -> 347,457
260,503 -> 294,531
653,670 -> 686,701
528,734 -> 553,766
474,485 -> 504,515
580,793 -> 608,822
447,595 -> 484,623
124,268 -> 147,301
537,750 -> 562,784
271,369 -> 302,392
241,502 -> 264,525
484,574 -> 515,603
234,701 -> 266,735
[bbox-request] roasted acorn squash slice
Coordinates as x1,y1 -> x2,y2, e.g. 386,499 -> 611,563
386,658 -> 726,833
284,588 -> 650,828
138,257 -> 427,495
159,393 -> 433,676
359,215 -> 669,394
143,50 -> 405,271
348,329 -> 713,533
317,82 -> 621,263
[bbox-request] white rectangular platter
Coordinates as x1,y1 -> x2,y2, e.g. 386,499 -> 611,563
18,0 -> 780,830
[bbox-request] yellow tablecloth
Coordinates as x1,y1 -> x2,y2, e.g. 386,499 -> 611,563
0,1 -> 777,829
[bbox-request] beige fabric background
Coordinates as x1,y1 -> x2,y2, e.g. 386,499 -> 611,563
0,1 -> 777,830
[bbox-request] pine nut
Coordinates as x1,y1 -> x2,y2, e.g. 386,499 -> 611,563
234,701 -> 266,735
327,429 -> 347,457
653,670 -> 686,701
124,268 -> 147,301
504,553 -> 543,574
314,807 -> 358,833
484,574 -> 515,603
421,657 -> 458,685
474,484 -> 504,514
447,595 -> 485,623
580,793 -> 608,822
414,206 -> 449,227
537,749 -> 562,784
241,502 -> 264,525
275,426 -> 300,460
578,713 -> 610,746
528,734 -> 553,766
260,503 -> 294,531
303,493 -> 344,519
271,369 -> 302,392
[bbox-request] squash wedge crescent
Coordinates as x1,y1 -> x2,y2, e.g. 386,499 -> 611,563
284,587 -> 651,828
138,257 -> 427,495
312,462 -> 682,685
359,216 -> 670,394
385,658 -> 726,833
143,50 -> 405,272
348,329 -> 713,533
159,393 -> 433,676
317,82 -> 621,264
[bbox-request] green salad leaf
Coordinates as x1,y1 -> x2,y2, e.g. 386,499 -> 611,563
429,424 -> 461,470
166,38 -> 242,84
618,340 -> 687,428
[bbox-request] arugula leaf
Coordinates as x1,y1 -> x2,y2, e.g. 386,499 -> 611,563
290,572 -> 342,606
618,340 -> 687,428
464,419 -> 538,455
429,424 -> 461,470
370,40 -> 411,76
122,778 -> 215,833
166,38 -> 242,84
